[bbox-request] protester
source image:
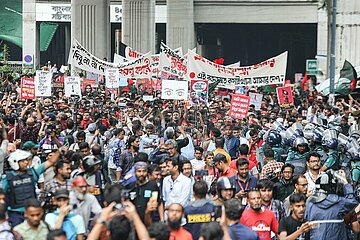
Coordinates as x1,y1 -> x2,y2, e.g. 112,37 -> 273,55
0,59 -> 359,240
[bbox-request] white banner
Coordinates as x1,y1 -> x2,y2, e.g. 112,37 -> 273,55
161,80 -> 188,100
64,76 -> 81,97
118,52 -> 152,79
68,39 -> 151,77
187,50 -> 288,89
113,53 -> 129,64
249,92 -> 263,110
69,39 -> 122,75
34,71 -> 52,97
105,68 -> 120,89
159,43 -> 187,79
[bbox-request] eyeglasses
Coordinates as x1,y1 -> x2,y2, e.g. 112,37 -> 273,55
309,160 -> 320,163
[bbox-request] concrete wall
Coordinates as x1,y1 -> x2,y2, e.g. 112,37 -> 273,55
71,0 -> 109,60
23,0 -> 40,68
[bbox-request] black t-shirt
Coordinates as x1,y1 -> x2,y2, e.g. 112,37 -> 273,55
126,180 -> 161,222
278,215 -> 309,240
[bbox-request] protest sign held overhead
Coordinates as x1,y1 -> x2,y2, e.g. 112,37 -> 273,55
190,80 -> 208,105
229,94 -> 250,119
34,70 -> 52,97
105,68 -> 120,89
20,77 -> 35,100
249,92 -> 263,110
64,76 -> 81,97
161,80 -> 188,100
276,86 -> 294,107
187,50 -> 287,89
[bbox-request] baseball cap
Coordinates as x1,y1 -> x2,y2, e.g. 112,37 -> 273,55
54,189 -> 70,199
21,141 -> 39,150
87,123 -> 97,132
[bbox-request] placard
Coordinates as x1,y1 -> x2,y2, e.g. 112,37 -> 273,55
276,86 -> 294,107
34,70 -> 52,97
229,94 -> 250,119
20,77 -> 35,100
249,92 -> 263,110
64,76 -> 81,97
190,80 -> 208,105
161,80 -> 188,100
105,68 -> 120,89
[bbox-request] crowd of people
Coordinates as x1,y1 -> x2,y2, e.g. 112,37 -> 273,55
0,70 -> 359,240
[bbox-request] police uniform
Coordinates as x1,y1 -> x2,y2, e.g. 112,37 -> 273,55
286,150 -> 309,174
323,149 -> 340,170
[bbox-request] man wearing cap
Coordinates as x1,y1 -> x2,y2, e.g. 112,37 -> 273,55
126,161 -> 164,225
2,147 -> 64,226
45,189 -> 86,240
70,176 -> 102,233
22,141 -> 45,198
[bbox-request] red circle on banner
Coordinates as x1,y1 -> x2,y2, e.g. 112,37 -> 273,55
189,72 -> 196,78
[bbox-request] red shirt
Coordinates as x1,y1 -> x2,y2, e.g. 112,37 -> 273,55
249,139 -> 264,165
220,167 -> 237,177
230,157 -> 256,171
240,208 -> 279,240
170,227 -> 193,240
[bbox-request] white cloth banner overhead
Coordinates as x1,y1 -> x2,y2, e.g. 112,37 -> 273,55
34,70 -> 52,97
159,43 -> 187,79
249,92 -> 263,110
187,50 -> 288,89
64,76 -> 81,97
161,80 -> 188,100
105,68 -> 120,89
113,53 -> 129,64
118,52 -> 152,79
68,39 -> 120,75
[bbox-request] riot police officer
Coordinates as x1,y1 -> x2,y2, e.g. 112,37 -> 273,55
320,138 -> 340,172
286,137 -> 309,174
264,131 -> 287,162
213,177 -> 236,206
310,131 -> 328,165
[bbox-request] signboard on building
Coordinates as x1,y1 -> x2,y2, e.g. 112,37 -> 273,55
306,59 -> 318,75
36,3 -> 166,23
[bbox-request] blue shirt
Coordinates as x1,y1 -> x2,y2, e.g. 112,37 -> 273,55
224,136 -> 240,158
2,163 -> 46,212
231,174 -> 258,194
228,222 -> 259,240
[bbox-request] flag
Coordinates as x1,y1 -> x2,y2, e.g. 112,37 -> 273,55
336,60 -> 358,95
301,72 -> 309,91
316,61 -> 359,96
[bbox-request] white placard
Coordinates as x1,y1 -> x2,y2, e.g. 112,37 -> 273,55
161,80 -> 188,100
105,69 -> 120,89
64,76 -> 81,97
34,70 -> 52,97
249,92 -> 263,110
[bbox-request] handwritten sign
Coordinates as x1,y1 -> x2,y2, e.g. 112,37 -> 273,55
64,76 -> 81,97
229,94 -> 250,119
34,70 -> 52,97
20,77 -> 35,100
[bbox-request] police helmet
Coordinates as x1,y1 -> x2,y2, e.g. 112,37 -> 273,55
266,131 -> 282,147
322,138 -> 338,149
82,155 -> 102,173
312,131 -> 322,143
293,137 -> 308,148
216,177 -> 236,199
8,150 -> 32,171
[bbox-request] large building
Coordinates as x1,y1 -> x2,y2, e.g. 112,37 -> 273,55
1,0 -> 359,81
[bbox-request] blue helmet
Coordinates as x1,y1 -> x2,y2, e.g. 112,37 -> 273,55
312,131 -> 322,143
266,131 -> 282,147
322,138 -> 338,149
